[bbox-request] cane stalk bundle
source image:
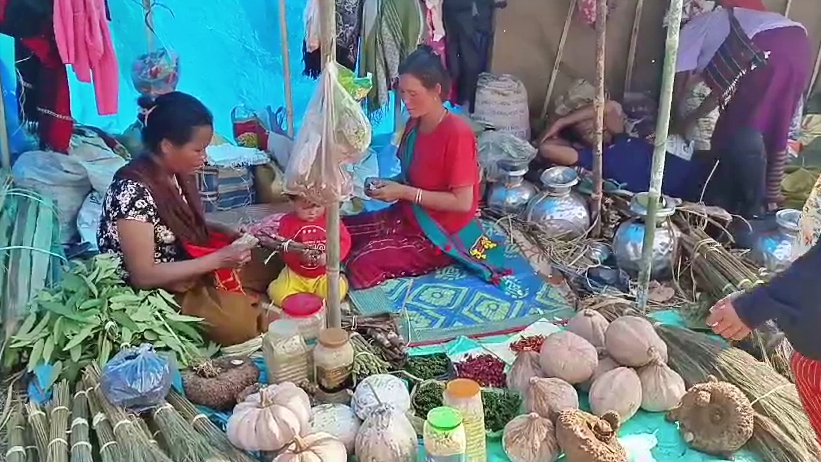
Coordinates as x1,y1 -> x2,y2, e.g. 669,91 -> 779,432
84,383 -> 120,462
83,365 -> 172,462
166,390 -> 256,462
151,399 -> 229,462
26,401 -> 48,458
5,405 -> 27,462
46,380 -> 70,462
656,325 -> 821,462
69,386 -> 93,462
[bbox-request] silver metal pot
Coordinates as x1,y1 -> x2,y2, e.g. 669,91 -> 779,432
750,209 -> 800,273
523,166 -> 590,239
486,160 -> 538,215
612,193 -> 680,280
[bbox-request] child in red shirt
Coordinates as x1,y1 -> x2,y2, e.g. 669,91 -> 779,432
267,195 -> 351,305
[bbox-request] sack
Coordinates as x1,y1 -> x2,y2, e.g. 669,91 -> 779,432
196,165 -> 256,213
478,131 -> 538,182
100,344 -> 173,411
265,106 -> 295,169
70,128 -> 128,192
472,73 -> 530,140
254,162 -> 288,204
76,191 -> 104,249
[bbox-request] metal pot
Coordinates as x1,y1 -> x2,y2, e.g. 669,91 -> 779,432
612,193 -> 680,280
750,209 -> 800,273
523,166 -> 590,239
486,160 -> 538,215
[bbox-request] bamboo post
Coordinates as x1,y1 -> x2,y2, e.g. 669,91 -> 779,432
783,0 -> 793,17
624,0 -> 645,93
0,75 -> 10,169
539,0 -> 578,122
636,0 -> 684,311
591,0 -> 607,237
143,0 -> 154,52
319,0 -> 342,328
277,0 -> 295,136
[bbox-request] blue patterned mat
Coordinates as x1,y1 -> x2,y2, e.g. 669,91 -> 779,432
349,223 -> 575,343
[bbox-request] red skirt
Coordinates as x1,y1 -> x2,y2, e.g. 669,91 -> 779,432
791,351 -> 821,447
342,206 -> 452,290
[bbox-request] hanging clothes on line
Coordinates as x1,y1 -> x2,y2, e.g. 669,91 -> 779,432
424,0 -> 448,63
359,0 -> 425,116
53,0 -> 119,116
1,0 -> 73,152
303,0 -> 364,78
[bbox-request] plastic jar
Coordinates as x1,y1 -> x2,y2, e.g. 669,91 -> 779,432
313,328 -> 354,392
424,407 -> 467,462
443,379 -> 486,462
282,293 -> 326,341
262,319 -> 309,385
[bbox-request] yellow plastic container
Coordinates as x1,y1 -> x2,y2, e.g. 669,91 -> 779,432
443,379 -> 486,462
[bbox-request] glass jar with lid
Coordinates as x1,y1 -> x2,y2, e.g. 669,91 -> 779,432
424,406 -> 467,462
313,328 -> 354,392
443,379 -> 486,462
281,293 -> 326,341
262,319 -> 309,385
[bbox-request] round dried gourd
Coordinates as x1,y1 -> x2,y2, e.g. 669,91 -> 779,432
309,403 -> 361,452
525,377 -> 578,421
226,382 -> 312,452
555,409 -> 627,462
566,309 -> 609,350
666,377 -> 754,458
355,404 -> 418,462
589,367 -> 642,422
503,413 -> 560,462
539,331 -> 598,384
604,316 -> 668,367
579,356 -> 620,392
272,433 -> 347,462
637,350 -> 686,412
507,351 -> 545,394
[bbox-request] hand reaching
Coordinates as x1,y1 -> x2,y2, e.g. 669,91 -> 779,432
706,298 -> 753,341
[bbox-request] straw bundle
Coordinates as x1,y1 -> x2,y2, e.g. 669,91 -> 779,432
656,325 -> 820,462
26,402 -> 48,458
84,383 -> 121,462
69,387 -> 93,462
83,365 -> 172,462
5,405 -> 27,462
166,390 -> 257,462
151,399 -> 229,462
46,380 -> 70,462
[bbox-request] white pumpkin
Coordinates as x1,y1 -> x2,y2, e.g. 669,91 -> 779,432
355,404 -> 418,462
272,432 -> 348,462
226,382 -> 312,451
352,374 -> 411,420
309,404 -> 361,452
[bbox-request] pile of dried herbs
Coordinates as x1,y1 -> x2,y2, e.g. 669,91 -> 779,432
482,389 -> 522,433
6,254 -> 208,381
404,353 -> 452,381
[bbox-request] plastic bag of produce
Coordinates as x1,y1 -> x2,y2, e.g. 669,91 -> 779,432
100,344 -> 172,411
477,131 -> 537,182
131,47 -> 180,98
284,63 -> 371,206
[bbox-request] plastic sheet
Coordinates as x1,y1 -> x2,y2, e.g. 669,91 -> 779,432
284,63 -> 372,206
477,131 -> 537,182
100,344 -> 172,411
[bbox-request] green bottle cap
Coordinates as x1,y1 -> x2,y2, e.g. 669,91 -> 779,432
427,406 -> 463,431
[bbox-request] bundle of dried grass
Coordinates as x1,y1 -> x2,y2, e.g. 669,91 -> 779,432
5,405 -> 27,462
84,383 -> 120,462
166,390 -> 256,462
26,402 -> 48,458
656,325 -> 820,462
151,399 -> 229,462
83,365 -> 172,462
46,380 -> 70,462
69,387 -> 93,462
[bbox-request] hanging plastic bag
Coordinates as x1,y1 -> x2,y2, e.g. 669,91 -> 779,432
304,0 -> 321,53
100,344 -> 172,411
284,63 -> 372,205
131,47 -> 181,97
477,131 -> 538,182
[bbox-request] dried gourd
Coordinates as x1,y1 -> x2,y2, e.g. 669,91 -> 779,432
309,403 -> 361,452
666,376 -> 754,458
539,331 -> 598,384
589,367 -> 642,422
355,404 -> 418,462
226,382 -> 312,451
579,356 -> 620,392
637,350 -> 686,412
555,409 -> 627,462
272,433 -> 347,462
604,316 -> 668,367
507,351 -> 545,394
525,377 -> 579,421
566,309 -> 609,350
502,413 -> 560,462
352,374 -> 411,420
182,357 -> 260,411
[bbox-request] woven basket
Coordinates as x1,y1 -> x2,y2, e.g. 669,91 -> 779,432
472,73 -> 531,140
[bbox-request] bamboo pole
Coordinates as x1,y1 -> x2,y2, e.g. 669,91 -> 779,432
624,0 -> 645,93
591,0 -> 607,238
319,0 -> 342,328
539,0 -> 578,122
636,0 -> 684,311
143,0 -> 154,52
277,0 -> 295,136
783,0 -> 793,17
0,74 -> 10,169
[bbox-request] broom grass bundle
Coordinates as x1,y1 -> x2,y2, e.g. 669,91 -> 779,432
46,380 -> 70,462
84,383 -> 120,462
69,387 -> 93,462
26,402 -> 48,458
656,325 -> 820,462
166,390 -> 257,462
6,405 -> 27,462
83,365 -> 172,462
151,399 -> 230,462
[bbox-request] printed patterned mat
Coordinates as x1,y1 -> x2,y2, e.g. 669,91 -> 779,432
349,224 -> 575,343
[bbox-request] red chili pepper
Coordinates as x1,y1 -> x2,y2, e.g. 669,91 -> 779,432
509,335 -> 546,354
454,354 -> 507,388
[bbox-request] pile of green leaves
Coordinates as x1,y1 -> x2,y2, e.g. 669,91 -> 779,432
482,389 -> 522,432
5,254 -> 208,382
404,353 -> 453,381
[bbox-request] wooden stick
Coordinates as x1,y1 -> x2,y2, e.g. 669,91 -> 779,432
143,0 -> 154,52
539,0 -> 578,122
0,63 -> 10,170
591,0 -> 607,238
277,0 -> 295,137
624,0 -> 645,93
783,0 -> 793,17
